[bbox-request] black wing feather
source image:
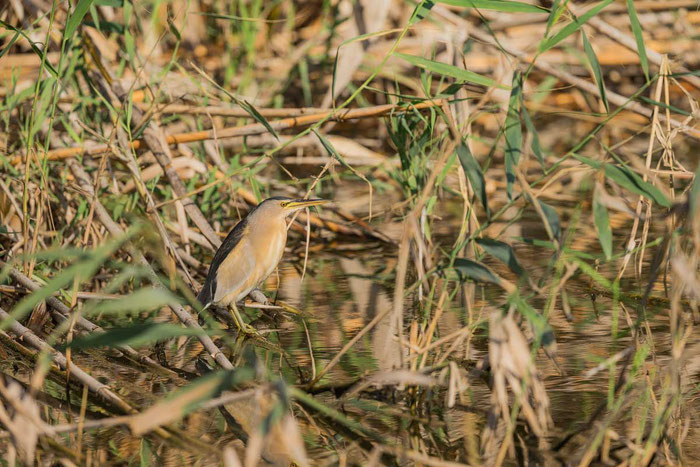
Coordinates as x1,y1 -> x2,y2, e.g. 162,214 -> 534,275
196,216 -> 249,307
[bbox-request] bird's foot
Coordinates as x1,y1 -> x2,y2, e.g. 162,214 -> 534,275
234,322 -> 283,351
237,321 -> 259,336
227,303 -> 281,351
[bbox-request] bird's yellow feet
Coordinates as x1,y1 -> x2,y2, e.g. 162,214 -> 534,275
227,303 -> 280,350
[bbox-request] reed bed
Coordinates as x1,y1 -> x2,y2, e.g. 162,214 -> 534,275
1,0 -> 699,464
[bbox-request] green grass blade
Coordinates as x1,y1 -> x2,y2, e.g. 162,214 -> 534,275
238,99 -> 280,141
626,0 -> 649,81
394,53 -> 507,89
139,439 -> 153,467
85,288 -> 179,317
61,323 -> 213,350
193,65 -> 280,141
582,30 -> 609,112
410,0 -> 436,25
2,231 -> 135,330
438,0 -> 548,13
101,287 -> 175,314
65,0 -> 95,38
521,105 -> 545,169
574,155 -> 670,207
592,191 -> 613,260
637,97 -> 691,116
544,0 -> 564,36
456,143 -> 488,214
603,164 -> 670,208
0,30 -> 21,59
0,20 -> 58,77
530,198 -> 561,239
539,0 -> 613,53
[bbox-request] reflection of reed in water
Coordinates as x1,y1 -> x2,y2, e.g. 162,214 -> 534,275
339,258 -> 401,371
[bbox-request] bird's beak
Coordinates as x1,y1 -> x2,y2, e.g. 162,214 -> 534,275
285,198 -> 328,210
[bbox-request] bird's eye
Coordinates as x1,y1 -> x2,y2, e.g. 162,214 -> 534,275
280,201 -> 288,208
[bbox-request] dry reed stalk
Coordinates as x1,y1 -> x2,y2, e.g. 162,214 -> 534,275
15,99 -> 446,164
582,13 -> 700,91
0,376 -> 50,464
103,114 -> 200,288
142,103 -> 328,118
3,264 -> 177,377
0,306 -> 135,414
147,134 -> 390,249
432,5 -> 700,141
482,307 -> 552,464
108,80 -> 223,250
0,312 -> 217,457
66,159 -> 234,370
616,56 -> 668,282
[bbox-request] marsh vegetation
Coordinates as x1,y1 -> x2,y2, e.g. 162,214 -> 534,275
1,0 -> 700,464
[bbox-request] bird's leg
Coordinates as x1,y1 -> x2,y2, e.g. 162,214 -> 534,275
227,302 -> 258,336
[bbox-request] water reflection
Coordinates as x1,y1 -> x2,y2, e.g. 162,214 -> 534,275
266,240 -> 700,461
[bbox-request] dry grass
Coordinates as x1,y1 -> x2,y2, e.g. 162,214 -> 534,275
1,0 -> 699,464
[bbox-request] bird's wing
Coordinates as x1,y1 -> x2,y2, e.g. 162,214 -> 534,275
197,217 -> 249,307
213,236 -> 255,304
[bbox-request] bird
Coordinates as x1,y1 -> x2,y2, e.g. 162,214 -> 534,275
197,196 -> 327,335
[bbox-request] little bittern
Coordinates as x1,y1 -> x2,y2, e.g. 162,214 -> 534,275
197,196 -> 327,335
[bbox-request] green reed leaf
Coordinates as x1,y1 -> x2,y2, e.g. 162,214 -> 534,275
86,288 -> 178,316
61,323 -> 212,350
129,369 -> 255,435
410,0 -> 435,25
574,155 -> 670,208
439,0 -> 547,13
539,0 -> 613,53
603,164 -> 670,207
65,0 -> 95,39
2,231 -> 134,331
582,30 -> 609,112
521,105 -> 545,169
592,192 -> 613,260
453,258 -> 502,285
626,0 -> 649,81
475,238 -> 526,277
505,71 -> 522,199
537,199 -> 561,240
540,200 -> 561,239
457,143 -> 488,214
139,439 -> 153,467
0,20 -> 58,77
238,98 -> 279,141
394,53 -> 506,89
544,0 -> 564,36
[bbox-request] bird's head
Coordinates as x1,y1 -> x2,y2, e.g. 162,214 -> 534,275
256,196 -> 328,218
